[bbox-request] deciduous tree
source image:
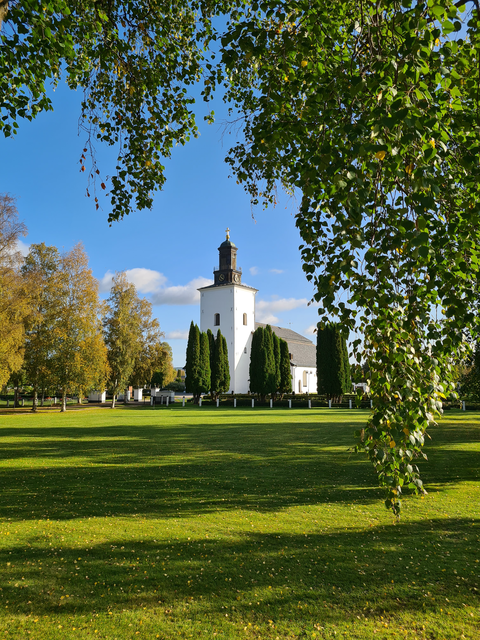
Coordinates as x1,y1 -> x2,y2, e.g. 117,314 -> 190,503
103,271 -> 141,408
219,0 -> 480,514
0,193 -> 29,388
22,243 -> 62,411
52,243 -> 108,411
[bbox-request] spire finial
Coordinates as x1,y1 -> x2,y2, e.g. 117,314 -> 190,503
226,227 -> 230,240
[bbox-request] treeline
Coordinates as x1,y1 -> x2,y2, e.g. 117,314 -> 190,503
249,324 -> 291,399
185,322 -> 230,403
185,322 -> 292,400
0,194 -> 175,410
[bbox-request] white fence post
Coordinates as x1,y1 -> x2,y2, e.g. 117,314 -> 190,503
349,398 -> 352,409
308,399 -> 311,409
199,397 -> 202,407
370,399 -> 373,408
216,398 -> 219,408
234,398 -> 236,408
270,399 -> 273,409
462,400 -> 466,411
288,399 -> 291,409
328,399 -> 332,409
166,396 -> 169,407
251,399 -> 254,408
182,396 -> 185,407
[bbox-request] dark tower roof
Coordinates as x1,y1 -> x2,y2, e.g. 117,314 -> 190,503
213,228 -> 242,286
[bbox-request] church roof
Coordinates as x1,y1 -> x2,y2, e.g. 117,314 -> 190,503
255,323 -> 316,368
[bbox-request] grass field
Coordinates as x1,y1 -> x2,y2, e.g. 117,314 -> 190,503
0,406 -> 478,639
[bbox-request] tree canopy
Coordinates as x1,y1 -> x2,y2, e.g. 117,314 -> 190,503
4,0 -> 480,513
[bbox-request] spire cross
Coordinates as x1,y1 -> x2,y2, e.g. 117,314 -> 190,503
226,227 -> 230,240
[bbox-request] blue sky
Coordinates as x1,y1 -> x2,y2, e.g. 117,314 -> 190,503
2,83 -> 320,367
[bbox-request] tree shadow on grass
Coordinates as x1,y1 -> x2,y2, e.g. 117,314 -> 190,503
0,518 -> 478,632
0,418 -> 478,521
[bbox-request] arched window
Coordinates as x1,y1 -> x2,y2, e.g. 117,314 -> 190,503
214,313 -> 220,326
243,313 -> 247,325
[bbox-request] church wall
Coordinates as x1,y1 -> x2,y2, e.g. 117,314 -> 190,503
291,365 -> 317,395
232,286 -> 255,394
200,284 -> 256,394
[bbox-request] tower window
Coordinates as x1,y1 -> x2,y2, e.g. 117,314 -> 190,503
243,313 -> 247,325
214,313 -> 220,326
303,371 -> 308,387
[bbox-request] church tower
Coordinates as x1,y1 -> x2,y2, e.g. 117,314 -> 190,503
199,230 -> 257,393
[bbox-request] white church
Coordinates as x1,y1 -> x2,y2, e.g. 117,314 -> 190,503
198,231 -> 317,394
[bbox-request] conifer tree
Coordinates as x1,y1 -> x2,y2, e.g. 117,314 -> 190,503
273,332 -> 281,395
279,339 -> 292,397
221,333 -> 230,393
249,326 -> 262,395
207,328 -> 215,398
200,331 -> 211,396
317,323 -> 348,401
263,325 -> 277,398
211,330 -> 230,399
185,322 -> 202,403
250,325 -> 276,400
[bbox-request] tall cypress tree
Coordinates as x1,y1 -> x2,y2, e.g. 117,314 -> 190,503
341,331 -> 351,393
221,332 -> 230,393
273,332 -> 281,394
317,322 -> 345,400
185,321 -> 202,402
211,330 -> 230,398
279,338 -> 292,396
263,325 -> 277,397
207,328 -> 215,397
199,331 -> 211,395
249,326 -> 262,394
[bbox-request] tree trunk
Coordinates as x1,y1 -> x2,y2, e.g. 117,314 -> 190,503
111,394 -> 116,409
41,388 -> 45,407
14,386 -> 19,408
31,388 -> 38,413
60,391 -> 67,412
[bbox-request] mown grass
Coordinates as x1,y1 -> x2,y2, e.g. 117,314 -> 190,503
0,406 -> 478,639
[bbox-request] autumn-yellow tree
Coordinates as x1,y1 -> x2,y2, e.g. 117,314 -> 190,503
22,243 -> 63,411
103,272 -> 142,409
0,194 -> 30,388
130,298 -> 171,390
51,243 -> 108,412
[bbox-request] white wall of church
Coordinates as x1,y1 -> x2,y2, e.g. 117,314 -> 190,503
291,366 -> 317,395
200,284 -> 256,393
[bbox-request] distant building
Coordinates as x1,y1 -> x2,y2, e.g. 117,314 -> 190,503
198,230 -> 317,393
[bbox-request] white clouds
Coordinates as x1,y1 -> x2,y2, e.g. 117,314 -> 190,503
151,276 -> 213,306
99,268 -> 167,294
269,268 -> 284,274
305,324 -> 318,336
16,239 -> 30,257
255,297 -> 308,324
249,266 -> 259,276
166,329 -> 189,340
98,268 -> 213,306
124,268 -> 167,293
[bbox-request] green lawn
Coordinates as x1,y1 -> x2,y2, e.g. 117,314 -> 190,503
0,406 -> 478,639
